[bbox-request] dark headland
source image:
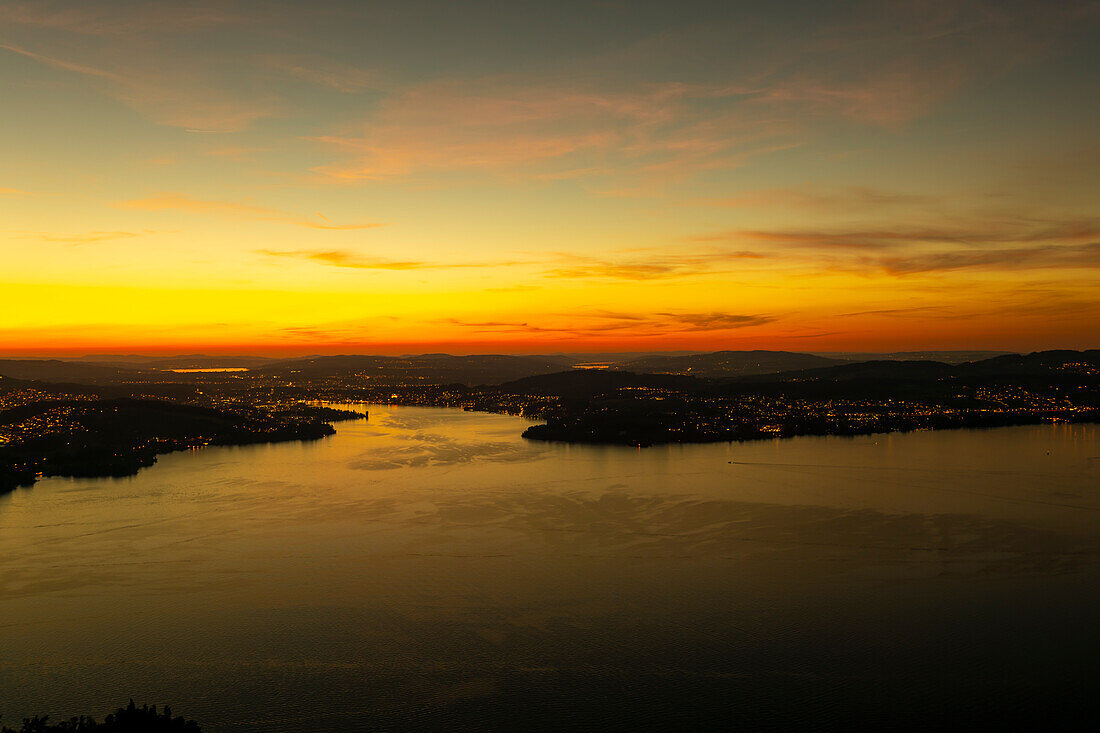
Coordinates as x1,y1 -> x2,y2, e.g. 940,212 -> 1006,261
0,377 -> 365,492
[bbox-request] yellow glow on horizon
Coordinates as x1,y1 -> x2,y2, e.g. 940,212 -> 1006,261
1,1 -> 1097,354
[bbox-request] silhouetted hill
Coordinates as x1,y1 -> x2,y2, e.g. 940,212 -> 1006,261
0,399 -> 344,491
498,370 -> 703,398
956,349 -> 1100,376
518,351 -> 1099,446
0,360 -> 138,383
256,353 -> 575,385
250,350 -> 849,383
83,354 -> 277,369
739,359 -> 956,383
618,350 -> 845,377
736,350 -> 1099,384
0,373 -> 199,402
814,350 -> 1014,364
0,399 -> 280,441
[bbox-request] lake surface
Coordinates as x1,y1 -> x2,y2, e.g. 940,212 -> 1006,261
2,406 -> 1098,730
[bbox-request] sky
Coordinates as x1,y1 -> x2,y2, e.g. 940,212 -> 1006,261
1,0 -> 1098,356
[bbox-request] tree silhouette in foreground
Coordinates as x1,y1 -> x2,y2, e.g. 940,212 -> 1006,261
1,701 -> 199,732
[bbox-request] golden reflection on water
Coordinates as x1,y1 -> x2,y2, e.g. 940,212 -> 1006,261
1,406 -> 1098,730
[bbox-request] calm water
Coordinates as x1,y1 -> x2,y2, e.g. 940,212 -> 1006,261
1,406 -> 1098,730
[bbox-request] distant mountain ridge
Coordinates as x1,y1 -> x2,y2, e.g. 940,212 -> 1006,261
812,351 -> 1014,364
956,350 -> 1100,376
255,350 -> 853,382
85,354 -> 280,369
737,359 -> 957,383
3,349 -> 1094,387
619,350 -> 845,377
0,359 -> 138,383
493,350 -> 1100,397
755,349 -> 1100,383
255,353 -> 576,385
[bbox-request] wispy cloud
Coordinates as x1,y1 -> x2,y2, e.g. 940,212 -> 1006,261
0,2 -> 243,36
868,242 -> 1100,275
689,217 -> 1100,251
302,1 -> 1095,188
734,0 -> 1096,127
0,41 -> 277,133
0,2 -> 280,132
658,312 -> 775,331
202,147 -> 269,162
5,0 -> 1090,186
0,2 -> 391,134
256,53 -> 379,93
481,284 -> 542,293
260,249 -> 429,271
695,186 -> 942,211
27,230 -> 153,244
304,222 -> 387,231
117,195 -> 280,218
309,78 -> 794,183
752,69 -> 968,128
442,310 -> 776,337
114,194 -> 385,230
783,331 -> 846,340
835,305 -> 953,319
542,250 -> 766,281
0,42 -> 119,80
677,215 -> 1100,277
258,249 -> 519,271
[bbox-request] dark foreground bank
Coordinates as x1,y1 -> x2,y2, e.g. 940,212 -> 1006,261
2,701 -> 199,732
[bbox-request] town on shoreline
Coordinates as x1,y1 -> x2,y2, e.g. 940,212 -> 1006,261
2,349 -> 1097,489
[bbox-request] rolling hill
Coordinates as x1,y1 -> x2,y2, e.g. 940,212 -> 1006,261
616,350 -> 846,378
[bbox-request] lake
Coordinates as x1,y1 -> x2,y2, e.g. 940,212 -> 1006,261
1,405 -> 1098,730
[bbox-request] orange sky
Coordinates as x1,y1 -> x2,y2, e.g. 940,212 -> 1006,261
2,1 -> 1098,355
